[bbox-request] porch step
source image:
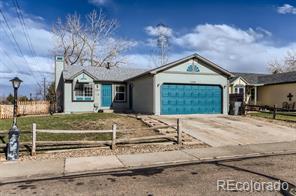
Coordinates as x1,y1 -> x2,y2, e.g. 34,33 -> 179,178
101,109 -> 114,113
140,117 -> 204,145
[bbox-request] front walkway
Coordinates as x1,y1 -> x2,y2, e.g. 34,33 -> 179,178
156,115 -> 296,147
1,141 -> 296,183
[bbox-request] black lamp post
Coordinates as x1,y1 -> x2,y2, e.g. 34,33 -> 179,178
6,77 -> 22,161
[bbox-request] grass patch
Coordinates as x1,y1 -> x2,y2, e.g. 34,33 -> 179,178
0,113 -> 120,142
0,113 -> 118,131
249,112 -> 296,122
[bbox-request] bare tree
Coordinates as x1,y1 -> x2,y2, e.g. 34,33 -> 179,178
35,80 -> 47,100
268,50 -> 296,74
53,13 -> 87,66
53,10 -> 133,68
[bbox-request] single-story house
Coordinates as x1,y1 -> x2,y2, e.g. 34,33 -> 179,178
55,54 -> 233,115
229,71 -> 296,109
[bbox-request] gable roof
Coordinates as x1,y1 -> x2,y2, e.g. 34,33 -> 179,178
232,71 -> 296,85
229,76 -> 249,85
129,53 -> 233,80
231,72 -> 268,84
63,66 -> 147,82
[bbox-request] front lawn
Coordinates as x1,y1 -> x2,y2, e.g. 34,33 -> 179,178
0,113 -> 150,142
249,111 -> 296,122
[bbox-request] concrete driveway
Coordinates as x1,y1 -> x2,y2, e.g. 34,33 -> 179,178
157,115 -> 296,147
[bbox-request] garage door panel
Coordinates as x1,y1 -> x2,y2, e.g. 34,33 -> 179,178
161,84 -> 222,115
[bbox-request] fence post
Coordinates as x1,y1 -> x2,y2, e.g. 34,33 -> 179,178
273,105 -> 276,119
241,102 -> 246,115
111,124 -> 117,150
31,123 -> 36,156
177,119 -> 182,145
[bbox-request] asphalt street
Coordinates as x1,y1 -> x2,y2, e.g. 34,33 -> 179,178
1,154 -> 296,196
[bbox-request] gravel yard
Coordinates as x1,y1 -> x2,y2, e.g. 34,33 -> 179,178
0,143 -> 208,162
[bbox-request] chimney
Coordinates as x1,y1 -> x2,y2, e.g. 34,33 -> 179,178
55,56 -> 64,91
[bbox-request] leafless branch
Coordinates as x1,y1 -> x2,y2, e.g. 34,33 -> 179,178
268,50 -> 296,74
53,10 -> 132,68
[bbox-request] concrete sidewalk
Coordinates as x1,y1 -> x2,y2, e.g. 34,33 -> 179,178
1,141 -> 296,183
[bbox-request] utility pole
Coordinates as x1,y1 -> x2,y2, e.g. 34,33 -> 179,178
155,23 -> 170,66
43,77 -> 46,101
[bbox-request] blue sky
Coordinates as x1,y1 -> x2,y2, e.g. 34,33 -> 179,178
1,0 -> 296,96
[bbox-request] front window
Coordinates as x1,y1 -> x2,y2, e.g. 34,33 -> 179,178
114,85 -> 126,102
250,88 -> 255,100
235,87 -> 244,95
74,83 -> 93,101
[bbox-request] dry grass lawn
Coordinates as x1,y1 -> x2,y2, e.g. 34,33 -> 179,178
0,113 -> 157,142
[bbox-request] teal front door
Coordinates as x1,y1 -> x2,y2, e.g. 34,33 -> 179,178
101,84 -> 112,107
161,84 -> 222,114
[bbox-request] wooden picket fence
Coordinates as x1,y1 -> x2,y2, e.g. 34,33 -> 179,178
0,101 -> 50,119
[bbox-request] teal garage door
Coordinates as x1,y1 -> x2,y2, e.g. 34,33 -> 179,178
161,84 -> 222,114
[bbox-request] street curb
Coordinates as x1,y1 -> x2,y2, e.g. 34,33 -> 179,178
1,149 -> 296,185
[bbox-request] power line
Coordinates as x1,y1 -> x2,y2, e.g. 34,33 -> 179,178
0,7 -> 37,77
0,47 -> 21,73
0,5 -> 42,86
11,0 -> 48,81
0,16 -> 21,57
0,28 -> 35,76
12,0 -> 37,57
0,8 -> 26,58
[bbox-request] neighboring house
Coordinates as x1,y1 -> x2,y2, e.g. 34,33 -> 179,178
55,54 -> 233,115
230,71 -> 296,108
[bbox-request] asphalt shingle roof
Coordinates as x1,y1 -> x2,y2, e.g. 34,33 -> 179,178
62,53 -> 233,82
63,66 -> 148,82
63,64 -> 296,85
231,72 -> 268,84
232,71 -> 296,85
258,71 -> 296,85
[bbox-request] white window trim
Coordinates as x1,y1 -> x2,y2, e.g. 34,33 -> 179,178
73,83 -> 94,101
114,84 -> 126,102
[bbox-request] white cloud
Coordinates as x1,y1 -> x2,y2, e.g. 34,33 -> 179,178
277,4 -> 296,14
128,24 -> 296,73
0,3 -> 54,88
123,51 -> 190,70
88,0 -> 109,6
145,25 -> 173,37
170,24 -> 294,72
124,54 -> 152,68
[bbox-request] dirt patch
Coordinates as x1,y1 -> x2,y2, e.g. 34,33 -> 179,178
247,115 -> 296,129
110,117 -> 159,138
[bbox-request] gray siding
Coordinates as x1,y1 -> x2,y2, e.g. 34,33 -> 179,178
130,75 -> 154,114
64,82 -> 96,113
103,83 -> 129,111
63,81 -> 129,113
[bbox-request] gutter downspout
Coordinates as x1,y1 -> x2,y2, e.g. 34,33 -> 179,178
152,74 -> 156,115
